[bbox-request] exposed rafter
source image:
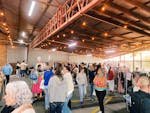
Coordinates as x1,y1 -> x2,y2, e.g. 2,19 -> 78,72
125,0 -> 150,14
30,0 -> 103,48
87,10 -> 150,36
106,1 -> 150,25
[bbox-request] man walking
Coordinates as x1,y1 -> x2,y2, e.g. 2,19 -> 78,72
2,63 -> 13,84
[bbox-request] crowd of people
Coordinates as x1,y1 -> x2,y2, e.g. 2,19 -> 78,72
0,61 -> 150,113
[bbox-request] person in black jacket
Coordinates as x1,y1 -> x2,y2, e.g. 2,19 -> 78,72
88,64 -> 95,100
130,76 -> 150,113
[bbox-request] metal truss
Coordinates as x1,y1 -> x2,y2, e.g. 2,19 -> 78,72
30,0 -> 102,48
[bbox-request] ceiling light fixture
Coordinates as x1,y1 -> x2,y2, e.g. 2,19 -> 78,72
68,42 -> 77,47
0,12 -> 4,16
92,37 -> 95,40
82,39 -> 85,42
5,27 -> 8,31
82,21 -> 87,26
101,5 -> 106,12
104,32 -> 108,37
63,34 -> 66,37
2,22 -> 6,26
123,25 -> 128,29
57,35 -> 59,38
71,30 -> 74,34
28,1 -> 36,16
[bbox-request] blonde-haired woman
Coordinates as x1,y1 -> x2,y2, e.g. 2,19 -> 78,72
93,67 -> 107,113
3,81 -> 35,113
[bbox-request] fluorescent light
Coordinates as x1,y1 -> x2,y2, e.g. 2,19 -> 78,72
52,48 -> 56,52
68,42 -> 77,47
19,39 -> 24,44
105,50 -> 115,54
28,1 -> 36,16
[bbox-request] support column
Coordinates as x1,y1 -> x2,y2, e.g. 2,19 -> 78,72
0,44 -> 7,71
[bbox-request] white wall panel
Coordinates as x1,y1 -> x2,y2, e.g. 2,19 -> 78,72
69,54 -> 102,64
7,46 -> 27,63
28,48 -> 69,66
7,46 -> 102,66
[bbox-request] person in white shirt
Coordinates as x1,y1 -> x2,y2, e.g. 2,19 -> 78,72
20,60 -> 27,77
62,66 -> 74,113
76,68 -> 88,104
48,65 -> 67,113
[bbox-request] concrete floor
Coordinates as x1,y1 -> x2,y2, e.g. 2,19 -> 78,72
72,102 -> 128,113
0,75 -> 129,113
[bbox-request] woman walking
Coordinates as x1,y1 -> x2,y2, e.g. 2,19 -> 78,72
93,67 -> 107,113
76,68 -> 88,105
48,65 -> 67,113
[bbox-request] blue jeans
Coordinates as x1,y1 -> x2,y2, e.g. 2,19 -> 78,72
20,70 -> 26,77
62,93 -> 73,113
79,84 -> 86,102
90,83 -> 94,99
44,88 -> 49,110
49,102 -> 64,113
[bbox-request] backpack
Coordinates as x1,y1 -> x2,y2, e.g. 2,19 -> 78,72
30,74 -> 37,80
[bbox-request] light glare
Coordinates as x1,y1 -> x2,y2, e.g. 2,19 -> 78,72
28,1 -> 36,16
68,42 -> 77,47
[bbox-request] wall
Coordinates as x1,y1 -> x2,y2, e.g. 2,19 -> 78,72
6,46 -> 102,66
69,54 -> 102,64
28,48 -> 69,66
7,46 -> 27,63
0,45 -> 7,71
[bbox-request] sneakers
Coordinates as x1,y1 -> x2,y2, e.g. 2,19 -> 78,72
97,111 -> 102,113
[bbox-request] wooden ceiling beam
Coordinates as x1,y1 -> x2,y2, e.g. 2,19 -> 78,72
106,1 -> 150,25
73,28 -> 130,46
84,25 -> 142,44
125,0 -> 150,15
47,39 -> 95,50
98,10 -> 150,31
88,11 -> 150,37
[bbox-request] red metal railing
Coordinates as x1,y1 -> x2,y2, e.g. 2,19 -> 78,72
30,0 -> 102,48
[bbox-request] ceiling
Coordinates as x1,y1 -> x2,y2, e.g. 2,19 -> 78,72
0,0 -> 66,44
0,0 -> 150,58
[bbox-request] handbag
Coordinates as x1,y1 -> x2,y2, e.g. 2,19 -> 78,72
30,74 -> 37,80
